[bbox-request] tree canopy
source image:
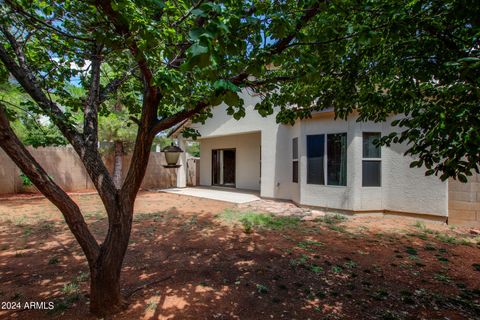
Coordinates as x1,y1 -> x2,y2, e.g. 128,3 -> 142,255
1,0 -> 479,182
256,0 -> 480,182
0,0 -> 479,316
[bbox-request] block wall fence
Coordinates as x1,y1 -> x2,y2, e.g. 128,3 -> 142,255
0,147 -> 177,194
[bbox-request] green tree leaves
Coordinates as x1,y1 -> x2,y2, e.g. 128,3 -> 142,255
0,0 -> 478,181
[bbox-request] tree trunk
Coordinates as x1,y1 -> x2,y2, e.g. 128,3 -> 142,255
89,200 -> 133,316
112,141 -> 124,189
89,262 -> 126,316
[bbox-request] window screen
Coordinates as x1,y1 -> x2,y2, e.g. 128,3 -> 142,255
327,133 -> 347,186
362,160 -> 381,187
307,135 -> 325,184
362,132 -> 381,186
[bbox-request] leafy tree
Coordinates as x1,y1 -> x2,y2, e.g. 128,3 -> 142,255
0,0 -> 326,315
259,0 -> 480,181
0,82 -> 67,146
187,141 -> 200,157
0,0 -> 478,317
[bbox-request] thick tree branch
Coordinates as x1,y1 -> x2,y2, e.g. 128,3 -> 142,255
0,41 -> 84,148
157,3 -> 324,136
84,43 -> 103,150
267,1 -> 324,55
0,26 -> 30,72
95,0 -> 165,201
95,0 -> 156,90
0,103 -> 100,264
98,65 -> 139,104
119,89 -> 161,203
0,40 -> 118,220
152,101 -> 208,135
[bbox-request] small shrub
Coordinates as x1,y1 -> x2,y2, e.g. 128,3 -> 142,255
344,260 -> 357,269
424,243 -> 436,251
219,209 -> 300,232
48,257 -> 60,265
289,254 -> 309,267
61,282 -> 79,295
310,265 -> 323,273
436,233 -> 458,244
256,284 -> 269,294
405,246 -> 418,255
76,271 -> 89,282
242,220 -> 253,234
145,301 -> 158,311
434,273 -> 451,283
413,221 -> 426,229
437,256 -> 449,263
19,172 -> 33,187
331,265 -> 343,273
48,294 -> 80,315
372,289 -> 389,301
317,213 -> 347,225
328,224 -> 347,233
297,240 -> 324,251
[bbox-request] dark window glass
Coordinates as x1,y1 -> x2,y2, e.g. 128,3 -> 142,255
307,135 -> 324,184
363,132 -> 381,158
292,137 -> 298,159
212,150 -> 219,185
362,160 -> 381,186
292,161 -> 298,183
327,133 -> 347,186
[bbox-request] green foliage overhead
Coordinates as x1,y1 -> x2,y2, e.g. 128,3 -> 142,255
0,0 -> 478,181
0,82 -> 67,147
256,0 -> 480,181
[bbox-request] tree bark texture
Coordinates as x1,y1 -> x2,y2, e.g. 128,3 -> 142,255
112,140 -> 124,189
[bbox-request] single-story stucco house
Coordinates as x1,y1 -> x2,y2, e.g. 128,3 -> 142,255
171,91 -> 480,226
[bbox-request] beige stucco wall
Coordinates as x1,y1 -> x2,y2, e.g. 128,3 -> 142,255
299,114 -> 447,216
191,92 -> 295,198
448,174 -> 480,226
0,147 -> 176,194
192,91 -> 448,217
199,132 -> 261,190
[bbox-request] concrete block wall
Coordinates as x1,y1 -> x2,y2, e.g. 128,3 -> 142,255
448,174 -> 480,226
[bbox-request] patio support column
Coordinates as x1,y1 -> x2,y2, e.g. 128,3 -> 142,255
176,135 -> 187,188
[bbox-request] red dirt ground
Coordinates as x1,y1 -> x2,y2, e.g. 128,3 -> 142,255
0,191 -> 479,319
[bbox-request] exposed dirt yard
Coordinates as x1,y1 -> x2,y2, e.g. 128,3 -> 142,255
0,191 -> 479,320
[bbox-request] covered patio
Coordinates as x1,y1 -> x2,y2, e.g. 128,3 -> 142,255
157,186 -> 260,204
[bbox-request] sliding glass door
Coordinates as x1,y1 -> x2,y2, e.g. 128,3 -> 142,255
212,149 -> 236,187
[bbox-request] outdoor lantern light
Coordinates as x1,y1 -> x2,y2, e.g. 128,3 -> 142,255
161,143 -> 183,168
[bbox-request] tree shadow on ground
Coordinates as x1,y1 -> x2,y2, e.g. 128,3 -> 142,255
0,197 -> 479,320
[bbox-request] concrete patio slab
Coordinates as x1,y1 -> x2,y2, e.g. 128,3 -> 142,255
157,187 -> 261,204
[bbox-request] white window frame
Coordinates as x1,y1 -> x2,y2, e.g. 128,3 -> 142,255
362,132 -> 382,187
